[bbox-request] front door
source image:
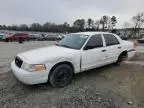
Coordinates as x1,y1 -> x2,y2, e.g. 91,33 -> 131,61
81,34 -> 105,71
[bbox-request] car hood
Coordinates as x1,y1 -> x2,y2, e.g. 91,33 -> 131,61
18,45 -> 79,63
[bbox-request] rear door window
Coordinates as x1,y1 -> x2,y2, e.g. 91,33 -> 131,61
103,34 -> 119,46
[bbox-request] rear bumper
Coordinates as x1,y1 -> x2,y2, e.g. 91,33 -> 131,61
127,49 -> 135,52
127,50 -> 136,59
11,61 -> 48,85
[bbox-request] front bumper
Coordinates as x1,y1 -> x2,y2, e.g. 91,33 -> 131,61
11,61 -> 48,85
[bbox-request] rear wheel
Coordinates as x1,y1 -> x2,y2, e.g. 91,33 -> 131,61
116,51 -> 128,64
49,64 -> 73,88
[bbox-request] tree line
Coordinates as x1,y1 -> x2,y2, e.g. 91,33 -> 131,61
1,12 -> 144,38
0,15 -> 117,33
123,12 -> 144,38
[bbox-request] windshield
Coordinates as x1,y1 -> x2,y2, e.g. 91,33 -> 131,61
56,34 -> 89,50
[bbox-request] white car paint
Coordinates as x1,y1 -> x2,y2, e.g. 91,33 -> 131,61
11,32 -> 135,85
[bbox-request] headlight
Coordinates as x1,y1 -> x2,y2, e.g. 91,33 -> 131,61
21,63 -> 46,72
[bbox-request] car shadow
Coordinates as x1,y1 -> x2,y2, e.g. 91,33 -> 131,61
0,63 -> 119,103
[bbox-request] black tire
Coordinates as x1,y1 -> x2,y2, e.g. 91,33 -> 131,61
116,52 -> 128,64
5,39 -> 9,42
49,64 -> 73,88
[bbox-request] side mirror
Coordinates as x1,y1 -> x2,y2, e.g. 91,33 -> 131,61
84,45 -> 94,50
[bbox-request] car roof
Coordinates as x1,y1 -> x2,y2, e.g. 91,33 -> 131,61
73,32 -> 114,36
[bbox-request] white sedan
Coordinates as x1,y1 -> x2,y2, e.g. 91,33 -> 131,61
11,32 -> 135,87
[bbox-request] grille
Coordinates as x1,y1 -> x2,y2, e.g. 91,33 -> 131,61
15,57 -> 23,68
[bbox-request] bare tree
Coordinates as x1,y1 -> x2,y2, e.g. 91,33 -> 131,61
87,18 -> 94,29
123,22 -> 131,28
100,15 -> 109,31
123,22 -> 131,38
132,12 -> 144,38
43,22 -> 51,32
19,24 -> 29,31
107,16 -> 112,30
30,23 -> 42,31
95,20 -> 101,31
111,16 -> 117,30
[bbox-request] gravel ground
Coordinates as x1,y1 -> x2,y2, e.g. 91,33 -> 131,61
0,41 -> 144,108
0,65 -> 135,108
136,43 -> 144,53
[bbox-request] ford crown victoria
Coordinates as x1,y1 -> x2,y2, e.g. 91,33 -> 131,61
11,32 -> 135,87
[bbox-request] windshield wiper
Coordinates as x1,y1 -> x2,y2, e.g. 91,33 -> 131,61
55,43 -> 60,46
55,43 -> 72,49
60,44 -> 72,48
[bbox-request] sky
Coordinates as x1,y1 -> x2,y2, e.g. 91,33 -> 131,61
0,0 -> 144,28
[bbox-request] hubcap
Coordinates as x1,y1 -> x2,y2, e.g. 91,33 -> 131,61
56,68 -> 69,86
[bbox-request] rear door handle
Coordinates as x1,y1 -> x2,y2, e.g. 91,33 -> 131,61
118,47 -> 121,49
101,49 -> 107,52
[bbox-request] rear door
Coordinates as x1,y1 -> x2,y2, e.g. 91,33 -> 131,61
102,34 -> 121,64
81,34 -> 106,71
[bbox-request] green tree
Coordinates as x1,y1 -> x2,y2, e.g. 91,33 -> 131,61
73,19 -> 85,31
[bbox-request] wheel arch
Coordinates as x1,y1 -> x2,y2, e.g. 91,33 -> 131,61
120,50 -> 128,57
115,50 -> 128,64
48,61 -> 75,78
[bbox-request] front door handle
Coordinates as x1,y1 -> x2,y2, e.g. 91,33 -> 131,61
101,49 -> 107,52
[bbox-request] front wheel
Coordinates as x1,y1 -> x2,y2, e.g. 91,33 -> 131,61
49,64 -> 73,88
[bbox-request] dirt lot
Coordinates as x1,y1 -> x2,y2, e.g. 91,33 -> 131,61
0,41 -> 144,108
